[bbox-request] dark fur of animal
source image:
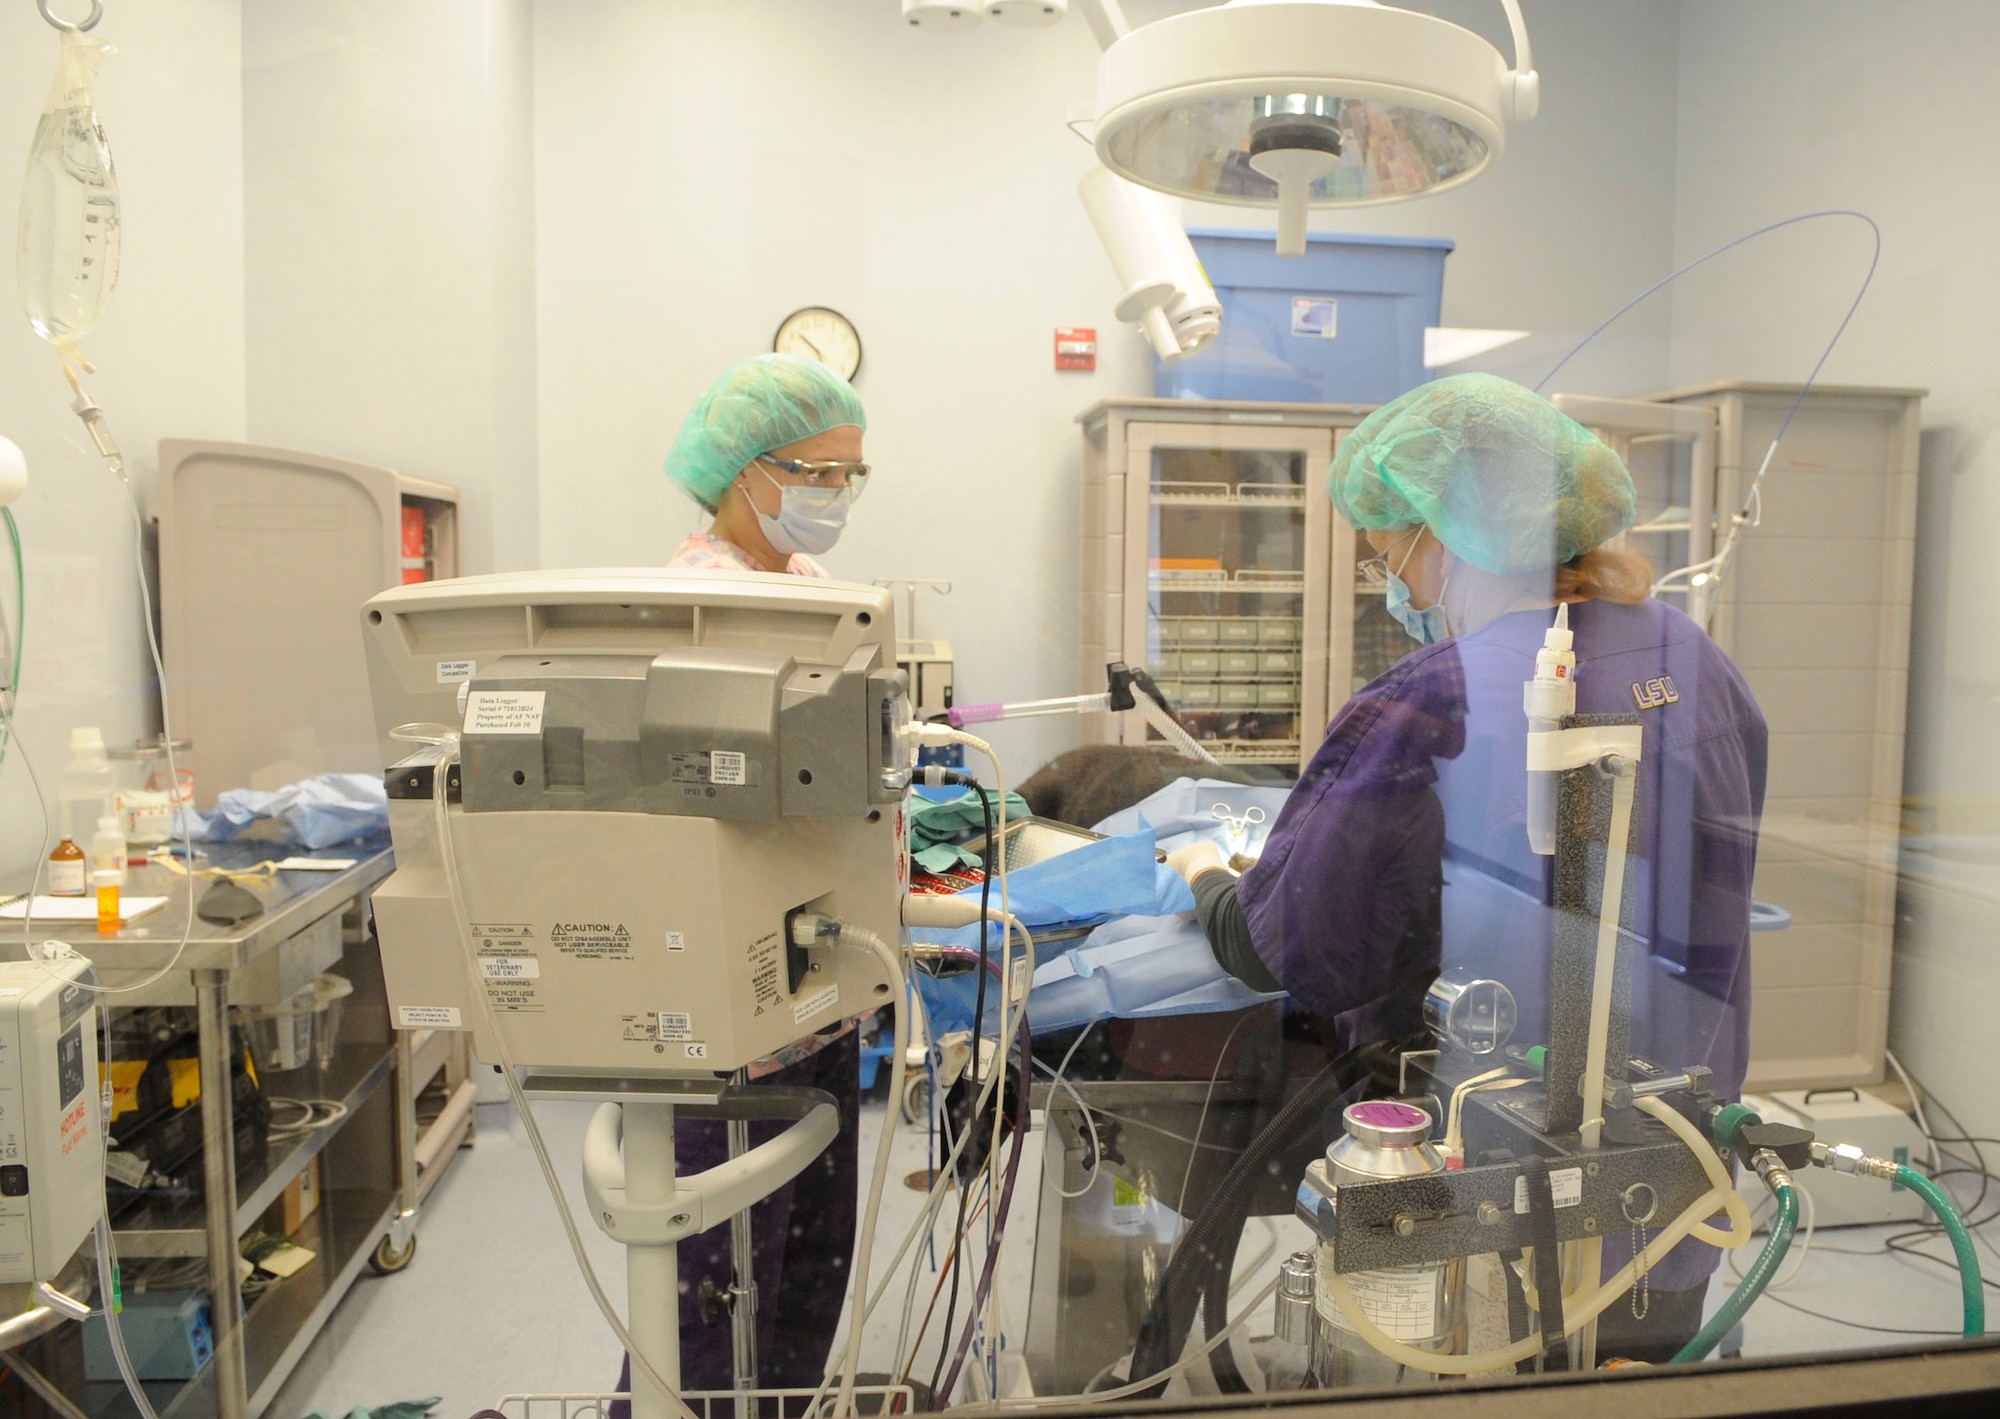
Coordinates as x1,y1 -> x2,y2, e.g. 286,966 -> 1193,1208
1017,744 -> 1253,830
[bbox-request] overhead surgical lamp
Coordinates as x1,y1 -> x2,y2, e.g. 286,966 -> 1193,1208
902,0 -> 985,30
1083,0 -> 1540,254
989,0 -> 1068,25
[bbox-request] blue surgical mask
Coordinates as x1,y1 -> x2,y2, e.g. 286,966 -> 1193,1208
1384,529 -> 1450,645
751,465 -> 851,557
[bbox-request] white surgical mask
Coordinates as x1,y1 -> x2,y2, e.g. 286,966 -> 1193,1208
750,465 -> 851,557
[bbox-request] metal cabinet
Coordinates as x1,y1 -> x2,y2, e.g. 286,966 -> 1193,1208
1558,383 -> 1925,1091
154,441 -> 459,806
1078,399 -> 1395,776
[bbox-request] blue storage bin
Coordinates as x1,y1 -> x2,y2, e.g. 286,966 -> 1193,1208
1157,230 -> 1452,405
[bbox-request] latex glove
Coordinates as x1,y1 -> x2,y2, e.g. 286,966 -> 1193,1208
1164,840 -> 1230,885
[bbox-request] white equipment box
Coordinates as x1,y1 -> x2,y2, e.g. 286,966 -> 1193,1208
0,957 -> 103,1283
1741,1088 -> 1932,1228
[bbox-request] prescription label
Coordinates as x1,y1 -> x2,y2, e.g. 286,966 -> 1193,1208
710,751 -> 747,786
1513,1166 -> 1584,1214
398,1005 -> 462,1028
436,659 -> 476,684
793,983 -> 841,1026
1319,1263 -> 1443,1340
464,690 -> 545,735
658,1012 -> 695,1042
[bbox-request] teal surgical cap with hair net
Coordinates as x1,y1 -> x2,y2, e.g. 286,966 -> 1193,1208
1328,372 -> 1636,574
664,353 -> 867,511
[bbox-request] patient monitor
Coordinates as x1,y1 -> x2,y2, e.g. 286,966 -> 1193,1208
361,569 -> 912,1078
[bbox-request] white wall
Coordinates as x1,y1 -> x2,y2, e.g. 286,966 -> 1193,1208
1670,0 -> 2000,1136
0,2 -> 245,876
532,0 -> 1686,774
242,0 -> 540,575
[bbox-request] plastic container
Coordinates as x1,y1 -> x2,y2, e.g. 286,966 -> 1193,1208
1156,230 -> 1452,405
59,727 -> 119,842
91,815 -> 127,886
235,974 -> 354,1073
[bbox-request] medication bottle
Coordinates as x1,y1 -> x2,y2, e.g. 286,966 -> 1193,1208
48,836 -> 87,896
93,870 -> 121,935
59,727 -> 119,842
91,815 -> 128,887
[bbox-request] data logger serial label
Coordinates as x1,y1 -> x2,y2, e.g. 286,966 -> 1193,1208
398,1006 -> 462,1028
464,690 -> 545,735
1513,1167 -> 1584,1213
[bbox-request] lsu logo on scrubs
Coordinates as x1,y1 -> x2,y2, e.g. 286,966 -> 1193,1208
1632,676 -> 1680,710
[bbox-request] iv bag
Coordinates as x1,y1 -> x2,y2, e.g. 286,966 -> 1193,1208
17,29 -> 120,350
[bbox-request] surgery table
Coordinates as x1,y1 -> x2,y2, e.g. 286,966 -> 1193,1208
0,837 -> 476,1419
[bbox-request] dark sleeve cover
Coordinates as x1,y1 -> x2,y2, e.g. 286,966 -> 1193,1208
1235,646 -> 1466,1025
1193,869 -> 1282,994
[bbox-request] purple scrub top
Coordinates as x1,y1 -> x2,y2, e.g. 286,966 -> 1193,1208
1240,596 -> 1767,1289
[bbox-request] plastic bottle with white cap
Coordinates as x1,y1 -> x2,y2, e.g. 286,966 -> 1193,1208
1523,604 -> 1576,856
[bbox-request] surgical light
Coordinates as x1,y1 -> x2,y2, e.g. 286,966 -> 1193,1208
1090,0 -> 1540,255
903,0 -> 985,29
989,0 -> 1068,24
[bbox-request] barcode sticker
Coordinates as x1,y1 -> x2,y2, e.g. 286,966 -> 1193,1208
710,751 -> 747,786
1513,1166 -> 1584,1214
658,1012 -> 694,1042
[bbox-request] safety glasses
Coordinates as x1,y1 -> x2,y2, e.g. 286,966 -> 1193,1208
1357,526 -> 1424,586
758,454 -> 870,501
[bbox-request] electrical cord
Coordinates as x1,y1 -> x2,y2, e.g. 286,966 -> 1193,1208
1038,1026 -> 1106,1200
930,781 -> 995,1399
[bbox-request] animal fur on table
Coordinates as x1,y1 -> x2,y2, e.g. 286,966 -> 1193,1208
1018,744 -> 1253,831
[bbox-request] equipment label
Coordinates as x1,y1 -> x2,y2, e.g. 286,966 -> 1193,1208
710,750 -> 747,786
794,983 -> 841,1026
1291,296 -> 1338,339
464,690 -> 545,735
551,922 -> 633,960
685,1042 -> 709,1060
398,1005 -> 462,1028
658,1011 -> 695,1042
1513,1166 -> 1584,1214
666,931 -> 686,952
1319,1264 -> 1441,1340
478,955 -> 541,981
436,659 -> 476,683
747,930 -> 783,1015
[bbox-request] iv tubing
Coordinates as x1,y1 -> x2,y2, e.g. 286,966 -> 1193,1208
1673,1180 -> 1798,1363
1894,1164 -> 1986,1338
1323,1096 -> 1752,1375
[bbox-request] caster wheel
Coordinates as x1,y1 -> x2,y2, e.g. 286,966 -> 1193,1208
901,1073 -> 928,1127
369,1232 -> 417,1275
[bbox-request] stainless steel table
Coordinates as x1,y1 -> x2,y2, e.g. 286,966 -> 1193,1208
2,836 -> 438,1419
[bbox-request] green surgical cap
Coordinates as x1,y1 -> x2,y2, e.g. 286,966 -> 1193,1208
664,354 -> 867,510
1328,373 -> 1635,575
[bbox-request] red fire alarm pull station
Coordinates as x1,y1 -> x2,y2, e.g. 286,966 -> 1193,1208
1055,327 -> 1098,371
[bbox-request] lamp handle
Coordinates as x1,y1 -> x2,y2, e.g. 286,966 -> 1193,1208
1497,0 -> 1541,120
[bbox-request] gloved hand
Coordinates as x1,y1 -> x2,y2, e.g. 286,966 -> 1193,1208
1164,840 -> 1230,886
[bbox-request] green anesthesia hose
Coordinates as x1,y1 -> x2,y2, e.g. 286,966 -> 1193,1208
1673,1183 -> 1798,1363
1895,1163 -> 1986,1338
